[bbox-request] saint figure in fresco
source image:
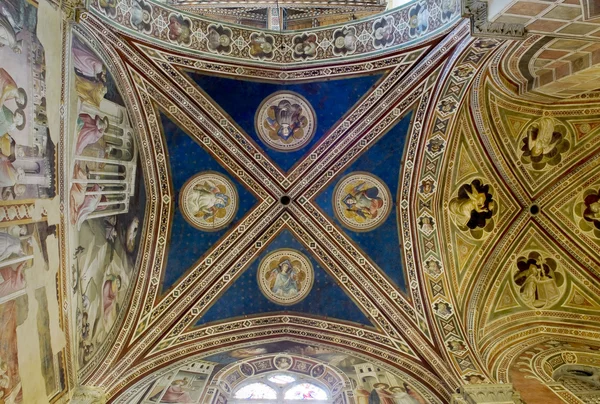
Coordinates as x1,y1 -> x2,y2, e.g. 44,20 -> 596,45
0,14 -> 21,53
0,231 -> 24,263
188,180 -> 230,222
355,386 -> 371,404
389,386 -> 418,404
585,201 -> 600,222
0,153 -> 23,189
75,113 -> 109,155
151,378 -> 194,403
527,117 -> 559,157
70,164 -> 107,230
0,68 -> 26,109
0,261 -> 26,298
448,183 -> 491,227
369,383 -> 395,404
514,258 -> 561,308
72,37 -> 107,82
0,105 -> 25,134
269,259 -> 299,297
266,100 -> 307,142
342,182 -> 384,220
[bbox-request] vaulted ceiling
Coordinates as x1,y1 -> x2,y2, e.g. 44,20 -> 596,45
1,0 -> 600,402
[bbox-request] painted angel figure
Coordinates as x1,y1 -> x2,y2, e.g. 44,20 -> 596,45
269,259 -> 299,297
189,180 -> 230,221
527,117 -> 558,157
266,100 -> 306,141
342,181 -> 384,220
585,201 -> 600,222
448,183 -> 489,226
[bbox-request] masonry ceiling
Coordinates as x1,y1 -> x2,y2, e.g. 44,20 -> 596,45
38,0 -> 600,401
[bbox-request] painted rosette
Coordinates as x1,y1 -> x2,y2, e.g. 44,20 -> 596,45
255,91 -> 316,152
333,172 -> 392,232
179,172 -> 238,231
257,249 -> 314,305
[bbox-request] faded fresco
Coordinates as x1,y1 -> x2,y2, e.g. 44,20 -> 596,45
0,0 -> 67,402
131,341 -> 429,403
68,32 -> 146,371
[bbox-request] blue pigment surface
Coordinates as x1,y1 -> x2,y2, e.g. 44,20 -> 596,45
314,112 -> 413,293
160,113 -> 258,291
196,229 -> 374,327
188,72 -> 384,171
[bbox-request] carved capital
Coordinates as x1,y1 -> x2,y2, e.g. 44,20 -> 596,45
70,386 -> 107,404
451,383 -> 523,403
461,0 -> 526,40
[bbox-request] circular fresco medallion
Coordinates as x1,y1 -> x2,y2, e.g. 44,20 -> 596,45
333,172 -> 392,232
179,172 -> 238,232
257,249 -> 314,305
255,91 -> 316,152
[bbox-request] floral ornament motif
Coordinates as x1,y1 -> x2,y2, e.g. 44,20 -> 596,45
130,0 -> 152,33
98,0 -> 118,17
514,252 -> 564,309
441,0 -> 457,22
167,14 -> 192,46
372,16 -> 395,49
292,33 -> 317,60
520,117 -> 570,170
207,24 -> 233,54
332,26 -> 357,56
577,186 -> 600,238
408,2 -> 429,37
448,179 -> 495,238
249,32 -> 275,60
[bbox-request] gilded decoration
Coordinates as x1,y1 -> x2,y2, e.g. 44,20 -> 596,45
179,172 -> 238,232
257,250 -> 314,306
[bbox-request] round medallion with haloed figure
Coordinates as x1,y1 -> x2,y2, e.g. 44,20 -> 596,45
257,249 -> 314,305
255,91 -> 316,152
333,173 -> 392,232
179,172 -> 238,232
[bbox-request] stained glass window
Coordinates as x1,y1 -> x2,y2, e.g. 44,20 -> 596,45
268,374 -> 296,385
234,383 -> 277,399
284,383 -> 328,400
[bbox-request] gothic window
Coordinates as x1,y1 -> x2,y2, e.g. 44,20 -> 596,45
231,372 -> 330,403
234,383 -> 278,400
283,383 -> 328,400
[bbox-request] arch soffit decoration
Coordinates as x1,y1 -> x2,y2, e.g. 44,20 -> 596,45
111,336 -> 448,403
61,23 -> 159,382
83,0 -> 461,67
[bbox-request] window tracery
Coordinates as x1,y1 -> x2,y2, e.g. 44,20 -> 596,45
231,373 -> 330,403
